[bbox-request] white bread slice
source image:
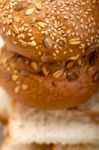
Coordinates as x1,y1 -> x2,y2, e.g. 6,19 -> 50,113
0,87 -> 11,122
8,92 -> 99,145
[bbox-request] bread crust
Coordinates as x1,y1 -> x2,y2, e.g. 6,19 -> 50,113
52,144 -> 99,150
0,0 -> 99,62
0,47 -> 99,110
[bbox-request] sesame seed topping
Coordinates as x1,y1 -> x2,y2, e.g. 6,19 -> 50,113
69,38 -> 81,45
53,69 -> 64,79
14,1 -> 27,11
28,41 -> 37,47
42,66 -> 49,76
14,85 -> 20,93
21,84 -> 28,90
37,22 -> 47,28
31,62 -> 39,71
44,37 -> 53,49
12,74 -> 18,81
25,8 -> 34,15
35,2 -> 42,10
0,0 -> 98,61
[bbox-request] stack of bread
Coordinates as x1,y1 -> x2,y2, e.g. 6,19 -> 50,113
0,0 -> 99,149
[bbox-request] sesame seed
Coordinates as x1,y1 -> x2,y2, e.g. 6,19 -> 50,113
22,84 -> 28,90
31,62 -> 39,71
14,85 -> 20,93
53,69 -> 64,79
14,1 -> 27,11
44,37 -> 53,49
28,41 -> 37,47
37,22 -> 47,28
35,2 -> 42,10
25,8 -> 34,15
69,38 -> 81,45
12,74 -> 18,81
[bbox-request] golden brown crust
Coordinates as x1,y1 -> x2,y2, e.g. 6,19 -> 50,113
52,144 -> 99,150
0,47 -> 99,110
0,0 -> 99,62
75,109 -> 99,118
0,67 -> 98,110
1,136 -> 52,150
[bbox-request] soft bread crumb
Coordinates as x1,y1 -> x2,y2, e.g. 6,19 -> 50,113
8,92 -> 99,145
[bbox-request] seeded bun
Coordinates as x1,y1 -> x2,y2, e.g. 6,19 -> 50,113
0,47 -> 99,110
0,0 -> 99,62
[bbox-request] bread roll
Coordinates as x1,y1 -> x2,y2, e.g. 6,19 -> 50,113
0,47 -> 99,109
0,0 -> 99,62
